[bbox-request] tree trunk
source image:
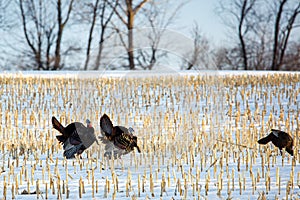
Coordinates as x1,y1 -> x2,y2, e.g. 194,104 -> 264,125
37,31 -> 43,70
54,0 -> 62,70
46,33 -> 52,70
238,0 -> 248,70
127,11 -> 135,70
148,48 -> 156,70
84,0 -> 99,70
94,35 -> 104,70
238,30 -> 248,70
278,2 -> 300,69
271,0 -> 287,71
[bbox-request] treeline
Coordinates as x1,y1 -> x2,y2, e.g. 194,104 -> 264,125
217,0 -> 300,70
0,0 -> 299,71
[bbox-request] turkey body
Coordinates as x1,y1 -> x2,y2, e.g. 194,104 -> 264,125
99,114 -> 141,159
257,129 -> 293,156
52,116 -> 98,158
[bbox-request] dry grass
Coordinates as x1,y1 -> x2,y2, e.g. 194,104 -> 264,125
0,72 -> 299,199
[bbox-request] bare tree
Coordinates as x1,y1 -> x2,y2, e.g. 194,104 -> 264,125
19,0 -> 46,69
17,0 -> 76,70
113,0 -> 150,70
246,10 -> 273,70
93,0 -> 119,70
74,0 -> 118,70
271,1 -> 300,70
218,0 -> 257,70
53,0 -> 74,70
218,0 -> 300,70
279,41 -> 300,70
136,0 -> 185,70
183,23 -> 210,70
213,46 -> 243,70
81,0 -> 100,70
213,47 -> 230,70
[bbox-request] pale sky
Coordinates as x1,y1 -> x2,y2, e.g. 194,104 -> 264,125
174,0 -> 227,45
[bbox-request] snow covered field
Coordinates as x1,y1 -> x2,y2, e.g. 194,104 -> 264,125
0,71 -> 299,199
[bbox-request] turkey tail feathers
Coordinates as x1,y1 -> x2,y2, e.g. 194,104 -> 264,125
52,116 -> 65,135
100,114 -> 114,136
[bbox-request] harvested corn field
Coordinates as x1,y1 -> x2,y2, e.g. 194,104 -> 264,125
0,71 -> 299,199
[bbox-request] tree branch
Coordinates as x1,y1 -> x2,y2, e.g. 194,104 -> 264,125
62,0 -> 74,26
133,0 -> 150,15
19,0 -> 37,58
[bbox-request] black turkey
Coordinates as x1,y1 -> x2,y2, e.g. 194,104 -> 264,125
257,129 -> 294,156
99,114 -> 141,159
52,116 -> 98,159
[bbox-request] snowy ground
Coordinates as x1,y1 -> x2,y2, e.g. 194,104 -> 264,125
0,71 -> 299,199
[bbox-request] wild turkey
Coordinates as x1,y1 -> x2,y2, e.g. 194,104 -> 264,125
52,116 -> 98,159
99,114 -> 141,159
257,129 -> 294,156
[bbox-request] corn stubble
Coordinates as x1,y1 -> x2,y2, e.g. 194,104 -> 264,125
0,73 -> 299,199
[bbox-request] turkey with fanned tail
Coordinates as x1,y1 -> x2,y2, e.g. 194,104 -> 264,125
52,116 -> 98,159
99,114 -> 141,159
257,129 -> 294,156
